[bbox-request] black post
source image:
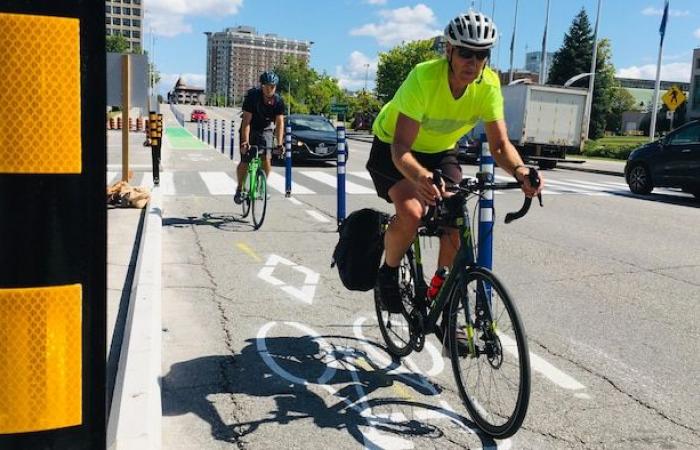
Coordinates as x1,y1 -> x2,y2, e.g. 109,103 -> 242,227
0,1 -> 106,449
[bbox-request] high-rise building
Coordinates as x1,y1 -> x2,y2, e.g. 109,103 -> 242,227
105,0 -> 143,51
205,26 -> 312,105
525,51 -> 554,81
689,48 -> 700,120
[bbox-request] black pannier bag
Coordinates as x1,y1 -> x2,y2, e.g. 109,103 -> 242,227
331,208 -> 389,291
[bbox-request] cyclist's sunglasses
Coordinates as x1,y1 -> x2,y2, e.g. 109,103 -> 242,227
455,46 -> 490,61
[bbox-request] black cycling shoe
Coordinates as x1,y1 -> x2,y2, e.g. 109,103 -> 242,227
376,265 -> 403,314
233,190 -> 244,205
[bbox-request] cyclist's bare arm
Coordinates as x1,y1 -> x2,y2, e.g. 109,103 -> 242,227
484,119 -> 543,197
274,114 -> 285,153
240,111 -> 253,151
392,113 -> 441,205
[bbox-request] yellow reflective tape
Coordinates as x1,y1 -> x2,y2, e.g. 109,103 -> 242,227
0,284 -> 82,433
0,13 -> 81,174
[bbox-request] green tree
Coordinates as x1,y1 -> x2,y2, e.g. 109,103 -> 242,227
607,86 -> 637,133
376,39 -> 440,101
307,75 -> 346,115
588,38 -> 617,138
547,8 -> 594,88
348,90 -> 382,118
106,34 -> 130,53
275,56 -> 318,111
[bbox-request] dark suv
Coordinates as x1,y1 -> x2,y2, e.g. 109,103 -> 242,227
625,120 -> 700,199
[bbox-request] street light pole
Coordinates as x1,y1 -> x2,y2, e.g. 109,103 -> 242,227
364,63 -> 369,92
582,0 -> 603,141
508,0 -> 519,84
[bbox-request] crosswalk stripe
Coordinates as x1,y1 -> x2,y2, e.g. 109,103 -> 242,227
160,172 -> 176,195
107,171 -> 118,185
201,171 -> 235,195
140,172 -> 154,187
267,171 -> 315,195
300,170 -> 376,194
349,171 -> 372,181
566,178 -> 626,192
547,179 -> 608,191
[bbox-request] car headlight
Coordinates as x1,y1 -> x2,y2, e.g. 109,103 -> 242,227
294,139 -> 304,147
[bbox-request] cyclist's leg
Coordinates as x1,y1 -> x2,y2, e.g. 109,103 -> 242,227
435,150 -> 462,268
385,182 -> 422,267
261,150 -> 272,177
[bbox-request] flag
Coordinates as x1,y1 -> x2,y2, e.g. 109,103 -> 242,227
659,0 -> 669,45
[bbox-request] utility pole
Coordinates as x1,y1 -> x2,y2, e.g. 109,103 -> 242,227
364,63 -> 369,92
539,0 -> 551,84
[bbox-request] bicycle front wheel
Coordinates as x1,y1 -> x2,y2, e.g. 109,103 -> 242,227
447,266 -> 530,439
375,248 -> 417,357
251,168 -> 267,230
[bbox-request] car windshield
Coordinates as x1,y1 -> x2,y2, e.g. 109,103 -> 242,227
291,116 -> 335,133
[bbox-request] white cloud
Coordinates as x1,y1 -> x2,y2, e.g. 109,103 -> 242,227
616,63 -> 691,83
158,73 -> 206,95
335,51 -> 379,91
145,0 -> 243,37
694,28 -> 700,39
350,4 -> 442,47
365,0 -> 388,4
641,6 -> 690,17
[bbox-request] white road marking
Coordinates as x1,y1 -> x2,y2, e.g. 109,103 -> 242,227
300,170 -> 376,194
500,334 -> 588,396
159,172 -> 176,195
200,171 -> 235,195
107,171 -> 118,185
266,171 -> 315,194
306,210 -> 331,223
257,254 -> 319,304
349,170 -> 373,181
286,197 -> 303,206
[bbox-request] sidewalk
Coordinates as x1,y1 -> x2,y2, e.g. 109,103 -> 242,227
106,126 -> 164,450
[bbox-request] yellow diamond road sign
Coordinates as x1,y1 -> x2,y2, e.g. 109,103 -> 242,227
662,86 -> 686,111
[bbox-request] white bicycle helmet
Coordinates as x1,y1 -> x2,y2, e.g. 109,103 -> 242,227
444,11 -> 498,50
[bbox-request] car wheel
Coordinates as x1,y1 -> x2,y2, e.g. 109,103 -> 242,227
627,164 -> 653,195
538,160 -> 557,170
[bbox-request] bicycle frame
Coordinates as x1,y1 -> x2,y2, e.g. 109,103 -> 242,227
245,148 -> 263,200
411,200 -> 484,336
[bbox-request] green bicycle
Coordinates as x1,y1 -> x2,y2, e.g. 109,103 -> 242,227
238,145 -> 267,230
375,169 -> 542,439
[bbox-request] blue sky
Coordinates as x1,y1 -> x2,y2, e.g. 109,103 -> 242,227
146,0 -> 700,95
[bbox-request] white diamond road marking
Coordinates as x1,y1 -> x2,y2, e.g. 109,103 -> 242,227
300,170 -> 376,194
257,254 -> 319,304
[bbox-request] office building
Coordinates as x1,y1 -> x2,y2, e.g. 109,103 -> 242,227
205,26 -> 312,105
105,0 -> 143,51
525,51 -> 554,82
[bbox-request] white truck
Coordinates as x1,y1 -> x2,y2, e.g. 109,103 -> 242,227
503,83 -> 588,169
472,83 -> 588,169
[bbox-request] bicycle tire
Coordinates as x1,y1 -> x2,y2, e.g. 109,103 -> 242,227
375,248 -> 417,357
251,168 -> 267,230
447,266 -> 530,439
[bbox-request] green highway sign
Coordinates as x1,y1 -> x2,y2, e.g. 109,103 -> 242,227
330,103 -> 349,114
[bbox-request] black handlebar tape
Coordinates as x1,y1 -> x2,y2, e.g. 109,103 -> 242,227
504,197 -> 533,224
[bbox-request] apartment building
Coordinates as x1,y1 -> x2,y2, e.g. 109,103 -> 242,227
106,0 -> 143,51
689,48 -> 700,120
205,26 -> 312,105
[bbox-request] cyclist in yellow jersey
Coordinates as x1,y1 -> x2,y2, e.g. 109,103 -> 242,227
367,11 -> 544,313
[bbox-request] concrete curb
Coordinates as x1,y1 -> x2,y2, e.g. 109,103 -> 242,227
107,188 -> 163,450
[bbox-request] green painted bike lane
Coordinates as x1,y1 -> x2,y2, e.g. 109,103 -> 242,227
165,126 -> 209,150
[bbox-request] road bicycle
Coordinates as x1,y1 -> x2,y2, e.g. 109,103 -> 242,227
239,145 -> 268,230
374,169 -> 542,439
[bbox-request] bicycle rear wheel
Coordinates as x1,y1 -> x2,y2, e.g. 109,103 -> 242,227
447,266 -> 530,439
251,168 -> 267,230
375,248 -> 417,357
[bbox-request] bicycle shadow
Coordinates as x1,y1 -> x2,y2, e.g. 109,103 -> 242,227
161,335 -> 497,447
162,212 -> 256,232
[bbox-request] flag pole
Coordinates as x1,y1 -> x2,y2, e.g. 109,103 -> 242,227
649,0 -> 669,142
508,0 -> 519,83
539,0 -> 551,84
583,0 -> 602,141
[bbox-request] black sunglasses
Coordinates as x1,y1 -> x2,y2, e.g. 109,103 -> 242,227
455,46 -> 490,61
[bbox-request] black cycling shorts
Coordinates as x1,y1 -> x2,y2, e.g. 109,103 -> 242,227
366,136 -> 462,203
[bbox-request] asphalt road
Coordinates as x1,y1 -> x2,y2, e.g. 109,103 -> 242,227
158,106 -> 700,449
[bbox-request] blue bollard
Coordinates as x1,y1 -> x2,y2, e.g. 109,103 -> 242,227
221,120 -> 225,153
230,120 -> 235,160
336,124 -> 346,226
477,140 -> 494,270
285,124 -> 292,197
214,119 -> 218,149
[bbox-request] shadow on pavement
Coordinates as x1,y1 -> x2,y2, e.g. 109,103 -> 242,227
161,335 -> 494,447
162,212 -> 259,232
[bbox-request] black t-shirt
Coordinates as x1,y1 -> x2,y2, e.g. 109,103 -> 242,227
242,88 -> 286,131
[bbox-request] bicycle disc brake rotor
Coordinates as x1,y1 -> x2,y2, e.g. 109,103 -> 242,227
483,332 -> 503,369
